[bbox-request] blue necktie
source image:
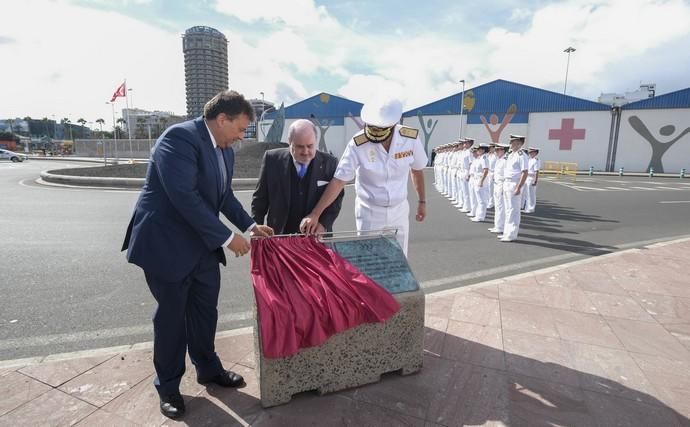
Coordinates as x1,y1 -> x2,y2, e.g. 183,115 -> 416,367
297,162 -> 307,179
216,147 -> 227,194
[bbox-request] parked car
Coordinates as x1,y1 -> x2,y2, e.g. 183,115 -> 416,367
0,149 -> 27,162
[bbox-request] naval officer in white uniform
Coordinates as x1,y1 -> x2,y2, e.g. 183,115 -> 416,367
523,147 -> 541,213
499,135 -> 528,242
300,97 -> 428,256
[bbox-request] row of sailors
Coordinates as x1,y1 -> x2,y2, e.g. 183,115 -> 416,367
432,135 -> 541,242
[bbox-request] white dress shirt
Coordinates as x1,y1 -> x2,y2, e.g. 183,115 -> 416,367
335,125 -> 428,207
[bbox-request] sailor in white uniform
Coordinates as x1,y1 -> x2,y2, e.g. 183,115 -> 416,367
459,138 -> 474,213
487,143 -> 497,209
499,135 -> 528,242
488,143 -> 508,234
301,96 -> 428,256
523,147 -> 540,213
469,144 -> 490,222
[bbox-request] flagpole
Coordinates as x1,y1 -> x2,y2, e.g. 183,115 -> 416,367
125,78 -> 133,161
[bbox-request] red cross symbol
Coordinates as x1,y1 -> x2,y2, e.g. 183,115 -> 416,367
548,118 -> 586,150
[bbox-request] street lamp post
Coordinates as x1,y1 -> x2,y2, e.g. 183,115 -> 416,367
106,101 -> 118,161
259,91 -> 265,141
459,79 -> 466,138
563,46 -> 576,95
126,87 -> 133,160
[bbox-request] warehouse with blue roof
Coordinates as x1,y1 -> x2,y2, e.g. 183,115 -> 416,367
261,80 -> 689,172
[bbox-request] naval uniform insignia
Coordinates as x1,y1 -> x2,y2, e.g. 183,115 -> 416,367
354,133 -> 369,146
399,126 -> 419,139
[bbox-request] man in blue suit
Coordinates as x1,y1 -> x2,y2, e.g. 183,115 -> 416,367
122,90 -> 273,418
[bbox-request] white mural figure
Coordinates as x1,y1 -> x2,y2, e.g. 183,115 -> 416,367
628,115 -> 690,173
416,111 -> 438,157
480,104 -> 516,143
310,115 -> 333,153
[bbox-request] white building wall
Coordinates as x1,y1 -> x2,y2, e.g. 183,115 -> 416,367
527,111 -> 611,170
616,108 -> 690,173
401,115 -> 463,158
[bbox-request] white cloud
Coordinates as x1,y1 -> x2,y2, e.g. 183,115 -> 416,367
2,0 -> 689,132
0,0 -> 184,129
215,0 -> 339,29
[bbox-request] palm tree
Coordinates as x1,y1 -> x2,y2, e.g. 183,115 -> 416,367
116,118 -> 127,138
61,118 -> 73,140
96,118 -> 105,137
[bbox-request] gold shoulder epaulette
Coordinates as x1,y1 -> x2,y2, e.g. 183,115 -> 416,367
399,126 -> 419,139
354,133 -> 369,146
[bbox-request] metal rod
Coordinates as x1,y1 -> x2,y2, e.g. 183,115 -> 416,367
252,229 -> 398,241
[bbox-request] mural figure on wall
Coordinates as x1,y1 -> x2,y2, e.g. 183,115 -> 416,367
480,104 -> 516,143
416,111 -> 438,157
309,114 -> 333,153
629,115 -> 690,173
548,118 -> 586,150
264,103 -> 285,144
348,112 -> 365,130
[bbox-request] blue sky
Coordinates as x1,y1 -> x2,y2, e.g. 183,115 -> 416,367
2,0 -> 690,128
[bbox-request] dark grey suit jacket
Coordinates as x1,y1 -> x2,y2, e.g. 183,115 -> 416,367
251,148 -> 344,234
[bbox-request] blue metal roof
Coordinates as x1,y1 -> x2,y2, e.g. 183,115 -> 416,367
264,92 -> 363,126
622,87 -> 690,110
403,79 -> 609,124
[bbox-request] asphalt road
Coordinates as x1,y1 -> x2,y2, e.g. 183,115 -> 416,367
1,159 -> 689,361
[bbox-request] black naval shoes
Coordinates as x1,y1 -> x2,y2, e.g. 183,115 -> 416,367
160,393 -> 185,418
197,369 -> 245,388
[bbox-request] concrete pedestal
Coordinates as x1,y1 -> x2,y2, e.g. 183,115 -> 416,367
255,289 -> 425,408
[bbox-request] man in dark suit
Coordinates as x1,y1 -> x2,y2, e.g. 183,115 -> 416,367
252,119 -> 344,234
122,90 -> 273,418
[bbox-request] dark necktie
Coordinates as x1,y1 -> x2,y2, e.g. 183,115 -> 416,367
297,162 -> 307,179
216,147 -> 227,194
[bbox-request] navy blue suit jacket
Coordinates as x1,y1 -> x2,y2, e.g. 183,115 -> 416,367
122,118 -> 254,282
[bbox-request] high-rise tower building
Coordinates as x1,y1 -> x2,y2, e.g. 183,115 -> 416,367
182,26 -> 229,118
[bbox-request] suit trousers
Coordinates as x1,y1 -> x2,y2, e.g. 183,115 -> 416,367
355,198 -> 410,256
144,251 -> 224,396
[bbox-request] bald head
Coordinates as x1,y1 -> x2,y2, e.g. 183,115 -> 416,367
288,119 -> 318,164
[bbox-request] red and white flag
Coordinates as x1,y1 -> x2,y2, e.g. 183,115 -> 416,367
110,81 -> 126,102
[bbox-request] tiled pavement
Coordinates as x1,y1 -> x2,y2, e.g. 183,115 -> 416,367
1,238 -> 689,426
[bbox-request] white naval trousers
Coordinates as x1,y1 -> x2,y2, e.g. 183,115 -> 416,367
493,179 -> 505,231
502,180 -> 522,240
460,172 -> 470,211
488,174 -> 494,208
472,176 -> 489,220
468,175 -> 477,216
524,175 -> 537,212
449,168 -> 458,201
355,198 -> 410,256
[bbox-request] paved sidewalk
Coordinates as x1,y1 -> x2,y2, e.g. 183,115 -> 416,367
1,238 -> 689,426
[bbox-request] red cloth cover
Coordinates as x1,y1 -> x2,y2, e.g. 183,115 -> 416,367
250,235 -> 400,358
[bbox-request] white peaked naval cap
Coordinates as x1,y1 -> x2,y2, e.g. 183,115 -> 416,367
360,97 -> 403,128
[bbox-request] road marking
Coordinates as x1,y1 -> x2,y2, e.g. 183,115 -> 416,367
0,310 -> 253,351
604,187 -> 631,191
570,185 -> 608,191
659,200 -> 690,204
653,186 -> 684,191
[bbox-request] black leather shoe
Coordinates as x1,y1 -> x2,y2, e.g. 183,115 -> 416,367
198,370 -> 245,388
160,393 -> 185,419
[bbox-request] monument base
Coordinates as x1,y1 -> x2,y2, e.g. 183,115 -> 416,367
255,289 -> 424,408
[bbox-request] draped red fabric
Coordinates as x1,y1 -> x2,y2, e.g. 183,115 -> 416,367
250,235 -> 400,359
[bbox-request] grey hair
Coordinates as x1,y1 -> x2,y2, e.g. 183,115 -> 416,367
287,119 -> 318,143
